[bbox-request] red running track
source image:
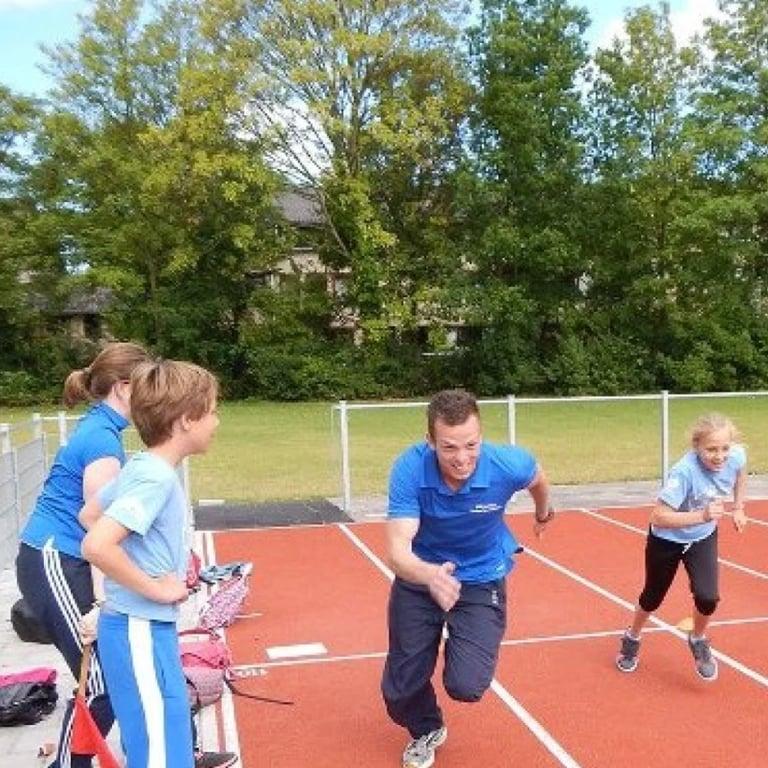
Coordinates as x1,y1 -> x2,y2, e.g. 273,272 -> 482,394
202,500 -> 768,768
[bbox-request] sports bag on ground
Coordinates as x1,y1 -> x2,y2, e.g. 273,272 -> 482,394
197,563 -> 253,631
180,629 -> 232,708
10,598 -> 52,644
179,629 -> 292,709
0,667 -> 58,726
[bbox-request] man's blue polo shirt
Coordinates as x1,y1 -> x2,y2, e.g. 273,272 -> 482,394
388,442 -> 537,583
21,401 -> 129,559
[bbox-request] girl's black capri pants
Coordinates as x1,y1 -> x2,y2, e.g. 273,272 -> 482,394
639,527 -> 719,616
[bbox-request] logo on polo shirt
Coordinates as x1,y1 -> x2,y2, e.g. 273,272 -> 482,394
470,503 -> 502,514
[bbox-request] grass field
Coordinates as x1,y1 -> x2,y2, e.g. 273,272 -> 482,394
2,395 -> 767,502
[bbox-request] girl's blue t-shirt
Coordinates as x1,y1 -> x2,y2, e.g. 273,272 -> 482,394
21,402 -> 128,559
653,444 -> 747,544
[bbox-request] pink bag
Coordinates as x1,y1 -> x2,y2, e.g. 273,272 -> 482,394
178,628 -> 293,709
179,629 -> 231,709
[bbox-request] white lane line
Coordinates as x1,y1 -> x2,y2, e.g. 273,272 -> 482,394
233,650 -> 388,673
526,546 -> 768,689
266,642 -> 328,660
338,523 -> 582,768
581,507 -> 768,580
338,522 -> 395,580
229,616 -> 768,677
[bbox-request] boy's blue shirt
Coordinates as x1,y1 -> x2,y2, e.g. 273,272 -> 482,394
97,451 -> 188,622
654,444 -> 747,544
21,401 -> 128,558
388,442 -> 537,583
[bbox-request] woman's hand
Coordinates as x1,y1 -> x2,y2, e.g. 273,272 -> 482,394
78,605 -> 100,645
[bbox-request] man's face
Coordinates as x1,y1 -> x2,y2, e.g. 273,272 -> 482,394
427,414 -> 482,490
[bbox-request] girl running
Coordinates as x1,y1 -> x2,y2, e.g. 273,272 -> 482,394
616,412 -> 747,681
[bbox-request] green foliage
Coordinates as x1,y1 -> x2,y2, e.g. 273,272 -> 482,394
3,0 -> 768,403
0,372 -> 46,406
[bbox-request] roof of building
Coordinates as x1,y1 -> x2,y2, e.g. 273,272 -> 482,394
276,189 -> 324,227
60,286 -> 114,315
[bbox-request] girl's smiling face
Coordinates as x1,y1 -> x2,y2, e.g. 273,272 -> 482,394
695,426 -> 732,472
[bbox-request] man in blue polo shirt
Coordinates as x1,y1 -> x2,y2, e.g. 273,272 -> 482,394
381,389 -> 553,768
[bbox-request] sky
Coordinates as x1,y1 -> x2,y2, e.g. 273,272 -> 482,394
0,0 -> 722,99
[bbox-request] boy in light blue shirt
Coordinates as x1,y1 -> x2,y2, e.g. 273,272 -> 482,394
616,413 -> 748,682
81,360 -> 220,768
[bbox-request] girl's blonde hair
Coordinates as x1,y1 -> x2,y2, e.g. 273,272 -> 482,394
129,359 -> 218,447
690,412 -> 741,446
62,342 -> 151,408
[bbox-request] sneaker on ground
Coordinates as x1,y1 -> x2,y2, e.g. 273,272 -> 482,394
195,751 -> 239,768
402,725 -> 448,768
616,631 -> 641,673
688,634 -> 718,681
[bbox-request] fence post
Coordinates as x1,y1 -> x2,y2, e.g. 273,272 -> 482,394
58,411 -> 69,447
181,456 -> 193,533
339,400 -> 351,514
11,448 -> 21,537
506,395 -> 516,445
660,390 -> 670,483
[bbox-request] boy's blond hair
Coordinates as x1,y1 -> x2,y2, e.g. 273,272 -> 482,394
130,360 -> 218,447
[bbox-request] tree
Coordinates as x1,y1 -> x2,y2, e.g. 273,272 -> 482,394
466,0 -> 590,392
239,0 -> 471,336
0,87 -> 49,370
38,0 -> 285,383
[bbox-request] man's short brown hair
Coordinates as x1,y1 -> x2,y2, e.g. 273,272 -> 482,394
130,360 -> 218,447
427,389 -> 480,437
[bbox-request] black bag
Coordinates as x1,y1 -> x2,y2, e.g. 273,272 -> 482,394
0,671 -> 58,726
10,598 -> 52,644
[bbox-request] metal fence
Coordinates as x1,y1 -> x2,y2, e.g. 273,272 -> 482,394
333,390 -> 768,513
0,413 -> 190,570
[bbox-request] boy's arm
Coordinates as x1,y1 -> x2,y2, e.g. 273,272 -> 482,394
82,517 -> 187,605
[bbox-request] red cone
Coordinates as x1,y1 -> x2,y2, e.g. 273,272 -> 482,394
71,645 -> 120,768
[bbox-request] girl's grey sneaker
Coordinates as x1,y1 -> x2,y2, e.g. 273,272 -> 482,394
688,635 -> 718,681
616,632 -> 640,672
402,725 -> 448,768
